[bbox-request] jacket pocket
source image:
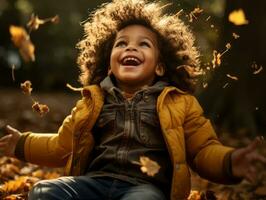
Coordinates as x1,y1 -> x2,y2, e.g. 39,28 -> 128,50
139,111 -> 164,148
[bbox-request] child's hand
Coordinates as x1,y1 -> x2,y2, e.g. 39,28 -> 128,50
0,125 -> 22,157
231,137 -> 266,183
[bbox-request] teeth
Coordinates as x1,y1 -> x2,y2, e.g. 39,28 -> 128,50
122,57 -> 140,65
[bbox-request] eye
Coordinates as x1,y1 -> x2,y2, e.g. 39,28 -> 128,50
115,41 -> 127,48
140,41 -> 151,48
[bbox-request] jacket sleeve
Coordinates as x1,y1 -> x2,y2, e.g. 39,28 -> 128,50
183,95 -> 239,184
14,98 -> 88,168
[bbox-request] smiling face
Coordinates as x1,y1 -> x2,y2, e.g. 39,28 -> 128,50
110,25 -> 161,92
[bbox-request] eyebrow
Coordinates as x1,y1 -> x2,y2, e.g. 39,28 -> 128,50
115,35 -> 157,46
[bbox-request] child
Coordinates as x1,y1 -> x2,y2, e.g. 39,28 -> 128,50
0,0 -> 265,199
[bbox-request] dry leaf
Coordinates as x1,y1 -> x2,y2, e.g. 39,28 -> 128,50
206,16 -> 211,21
27,14 -> 60,32
251,62 -> 263,75
139,156 -> 160,177
226,74 -> 239,81
189,7 -> 204,22
232,32 -> 240,39
228,9 -> 249,25
27,14 -> 46,32
20,80 -> 33,95
223,83 -> 229,88
51,15 -> 60,24
203,83 -> 208,88
9,25 -> 35,62
212,50 -> 221,68
226,43 -> 231,50
32,102 -> 49,116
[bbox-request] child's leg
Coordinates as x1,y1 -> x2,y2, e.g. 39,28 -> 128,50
28,176 -> 109,200
120,184 -> 166,200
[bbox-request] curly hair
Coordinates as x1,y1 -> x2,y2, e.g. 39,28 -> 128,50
77,0 -> 200,93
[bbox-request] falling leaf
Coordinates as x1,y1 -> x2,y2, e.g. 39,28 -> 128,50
212,50 -> 221,68
20,80 -> 33,95
9,25 -> 35,62
228,9 -> 249,26
189,7 -> 204,22
203,83 -> 208,88
132,156 -> 160,177
27,14 -> 46,32
251,62 -> 263,75
232,32 -> 240,39
32,102 -> 49,117
27,14 -> 60,32
206,16 -> 211,21
51,15 -> 60,24
226,74 -> 239,81
223,83 -> 229,88
226,43 -> 231,50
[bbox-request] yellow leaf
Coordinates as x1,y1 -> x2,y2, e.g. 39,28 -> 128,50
228,9 -> 249,26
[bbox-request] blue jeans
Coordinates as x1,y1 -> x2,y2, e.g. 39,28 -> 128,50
28,176 -> 167,200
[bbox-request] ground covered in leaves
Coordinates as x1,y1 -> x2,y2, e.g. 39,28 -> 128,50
0,89 -> 265,200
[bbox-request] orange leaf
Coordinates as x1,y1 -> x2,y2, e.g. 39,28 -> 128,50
32,102 -> 50,117
20,80 -> 33,95
9,25 -> 35,62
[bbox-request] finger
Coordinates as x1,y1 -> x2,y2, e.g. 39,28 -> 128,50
0,134 -> 12,142
251,153 -> 266,164
5,125 -> 19,135
242,137 -> 261,154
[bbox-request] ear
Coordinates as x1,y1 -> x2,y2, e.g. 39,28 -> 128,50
155,63 -> 165,76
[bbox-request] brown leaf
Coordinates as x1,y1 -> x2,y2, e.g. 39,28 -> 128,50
32,102 -> 50,117
20,80 -> 32,95
9,26 -> 35,62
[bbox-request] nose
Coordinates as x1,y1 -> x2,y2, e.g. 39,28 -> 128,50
125,44 -> 137,51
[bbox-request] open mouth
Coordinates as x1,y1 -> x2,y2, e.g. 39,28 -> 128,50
121,56 -> 142,66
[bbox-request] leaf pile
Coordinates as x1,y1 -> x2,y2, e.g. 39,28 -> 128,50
0,157 -> 61,200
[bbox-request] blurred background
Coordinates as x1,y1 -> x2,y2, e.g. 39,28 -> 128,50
0,0 -> 266,137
